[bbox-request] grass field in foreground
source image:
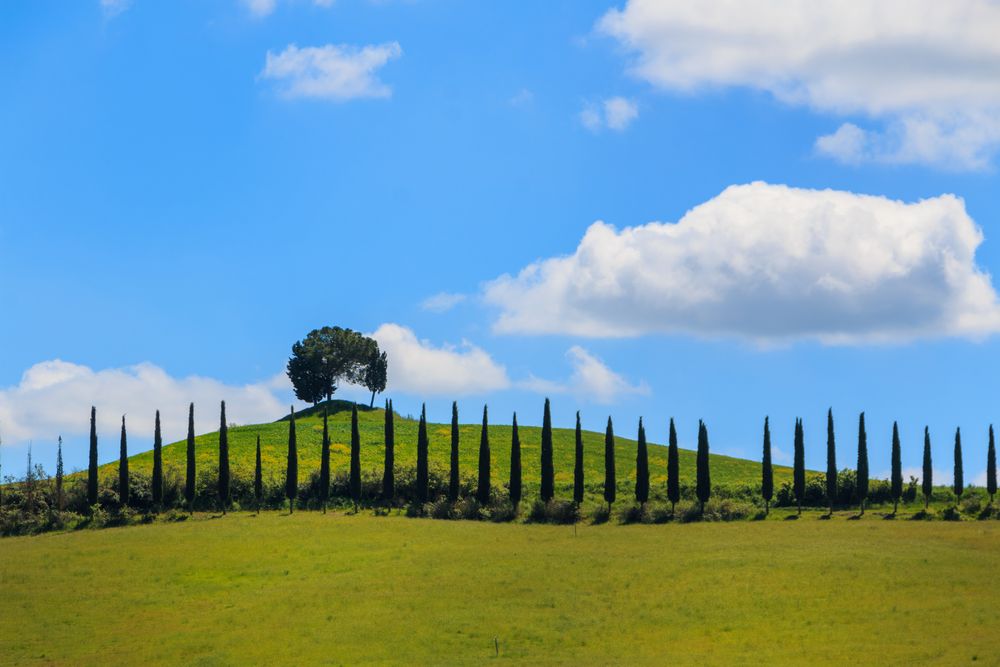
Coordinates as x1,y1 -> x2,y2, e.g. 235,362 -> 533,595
3,513 -> 999,665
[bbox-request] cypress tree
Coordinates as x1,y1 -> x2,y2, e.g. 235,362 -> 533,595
667,418 -> 680,513
476,405 -> 490,505
118,415 -> 129,508
953,427 -> 963,504
922,427 -> 933,509
286,406 -> 297,513
696,421 -> 711,513
573,411 -> 584,506
152,410 -> 163,508
793,418 -> 805,515
185,403 -> 196,513
477,405 -> 491,505
319,408 -> 330,513
825,409 -> 836,515
857,412 -> 869,515
987,425 -> 997,506
891,421 -> 902,514
449,402 -> 460,503
416,404 -> 429,505
510,412 -> 522,508
56,435 -> 64,512
254,434 -> 263,514
603,416 -> 616,511
761,417 -> 773,515
88,406 -> 99,507
218,401 -> 230,514
350,404 -> 362,511
635,417 -> 649,506
383,399 -> 395,502
540,398 -> 554,503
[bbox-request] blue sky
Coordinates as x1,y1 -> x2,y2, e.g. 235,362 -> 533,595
2,0 -> 1000,486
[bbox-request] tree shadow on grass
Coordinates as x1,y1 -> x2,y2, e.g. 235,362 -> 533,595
847,513 -> 863,521
783,514 -> 799,521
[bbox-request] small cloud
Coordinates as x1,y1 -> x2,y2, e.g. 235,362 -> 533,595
580,97 -> 638,132
520,346 -> 648,404
369,323 -> 510,396
260,42 -> 402,101
509,88 -> 534,108
100,0 -> 131,18
420,292 -> 466,313
241,0 -> 276,17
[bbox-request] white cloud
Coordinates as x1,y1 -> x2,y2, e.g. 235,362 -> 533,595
420,292 -> 467,313
509,88 -> 534,108
598,0 -> 1000,169
484,182 -> 1000,344
241,0 -> 334,18
521,346 -> 648,404
0,360 -> 292,449
260,42 -> 402,101
100,0 -> 131,18
370,323 -> 510,396
580,96 -> 638,132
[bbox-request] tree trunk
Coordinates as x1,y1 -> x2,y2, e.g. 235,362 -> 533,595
370,391 -> 375,408
765,499 -> 769,516
893,498 -> 898,515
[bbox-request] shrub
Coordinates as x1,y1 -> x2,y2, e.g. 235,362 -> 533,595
485,500 -> 517,523
428,498 -> 453,520
941,506 -> 962,521
618,504 -> 644,525
591,504 -> 611,524
961,495 -> 983,516
644,503 -> 674,524
528,499 -> 579,524
452,498 -> 482,521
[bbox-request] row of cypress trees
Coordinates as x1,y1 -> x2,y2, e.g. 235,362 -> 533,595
86,402 -> 1000,514
759,410 -> 999,516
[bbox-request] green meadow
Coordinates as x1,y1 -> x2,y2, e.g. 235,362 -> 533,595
2,513 -> 998,665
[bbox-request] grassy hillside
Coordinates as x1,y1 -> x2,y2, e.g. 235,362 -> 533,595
97,400 -> 793,503
2,513 -> 998,664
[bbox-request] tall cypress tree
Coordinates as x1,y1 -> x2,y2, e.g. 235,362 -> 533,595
540,398 -> 554,503
218,401 -> 230,514
56,435 -> 64,512
891,421 -> 903,514
635,417 -> 649,506
477,405 -> 491,505
667,418 -> 680,513
696,421 -> 711,513
383,399 -> 395,503
449,402 -> 460,502
88,406 -> 99,507
762,417 -> 773,515
152,410 -> 163,508
416,404 -> 429,505
573,411 -> 584,506
509,412 -> 522,508
286,406 -> 297,513
185,403 -> 196,513
922,427 -> 933,509
319,408 -> 330,513
793,418 -> 805,515
825,409 -> 836,515
118,415 -> 129,508
604,416 -> 616,511
953,427 -> 963,504
857,412 -> 869,515
254,434 -> 263,514
987,425 -> 997,506
350,404 -> 362,511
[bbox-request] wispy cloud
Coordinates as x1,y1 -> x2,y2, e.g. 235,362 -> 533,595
260,42 -> 402,101
420,292 -> 467,313
521,346 -> 648,404
580,96 -> 638,132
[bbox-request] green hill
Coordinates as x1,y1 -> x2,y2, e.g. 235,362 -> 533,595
94,400 -> 792,507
